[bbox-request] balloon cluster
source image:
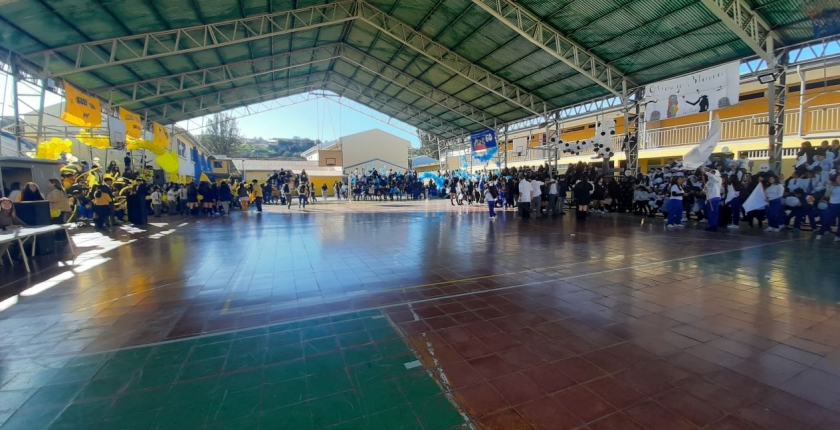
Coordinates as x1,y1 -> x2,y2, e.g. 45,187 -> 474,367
472,146 -> 498,163
76,129 -> 111,149
155,151 -> 180,173
126,136 -> 166,155
418,171 -> 445,188
558,117 -> 617,158
35,138 -> 73,160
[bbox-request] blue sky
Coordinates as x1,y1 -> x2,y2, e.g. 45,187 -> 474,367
196,96 -> 421,146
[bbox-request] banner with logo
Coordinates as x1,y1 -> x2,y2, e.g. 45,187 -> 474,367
644,61 -> 740,121
61,83 -> 101,128
119,107 -> 143,139
152,123 -> 170,150
470,129 -> 497,151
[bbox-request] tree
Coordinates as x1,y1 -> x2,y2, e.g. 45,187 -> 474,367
200,113 -> 243,156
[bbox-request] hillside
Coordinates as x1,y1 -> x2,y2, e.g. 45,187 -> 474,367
238,137 -> 320,158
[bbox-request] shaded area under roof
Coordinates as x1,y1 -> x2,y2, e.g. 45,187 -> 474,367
0,0 -> 822,139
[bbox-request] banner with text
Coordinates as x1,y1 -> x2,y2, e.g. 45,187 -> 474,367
644,61 -> 740,122
61,83 -> 101,128
470,129 -> 497,152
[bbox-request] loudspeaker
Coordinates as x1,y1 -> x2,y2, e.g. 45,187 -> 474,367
153,169 -> 165,186
13,201 -> 56,255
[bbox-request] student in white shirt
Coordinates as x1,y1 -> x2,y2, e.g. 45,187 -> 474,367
150,186 -> 163,218
166,187 -> 178,215
764,175 -> 785,231
530,176 -> 544,217
546,177 -> 559,218
703,168 -> 722,231
726,175 -> 743,229
484,182 -> 498,219
518,175 -> 532,219
633,186 -> 648,215
666,176 -> 685,228
178,185 -> 188,215
817,175 -> 840,241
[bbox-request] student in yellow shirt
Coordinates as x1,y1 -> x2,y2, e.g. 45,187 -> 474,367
92,185 -> 113,230
251,179 -> 263,212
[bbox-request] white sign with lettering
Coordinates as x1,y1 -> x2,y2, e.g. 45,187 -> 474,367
644,61 -> 740,121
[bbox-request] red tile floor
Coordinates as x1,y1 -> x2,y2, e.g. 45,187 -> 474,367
2,198 -> 840,429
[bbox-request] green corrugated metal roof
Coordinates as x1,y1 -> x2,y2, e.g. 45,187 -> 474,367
0,0 -> 828,138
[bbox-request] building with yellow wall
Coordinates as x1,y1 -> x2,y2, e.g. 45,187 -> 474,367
470,64 -> 840,177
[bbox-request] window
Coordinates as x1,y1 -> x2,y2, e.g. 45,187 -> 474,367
177,140 -> 187,157
325,158 -> 336,166
213,161 -> 223,169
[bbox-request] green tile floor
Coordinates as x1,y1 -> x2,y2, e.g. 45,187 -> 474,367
0,310 -> 467,430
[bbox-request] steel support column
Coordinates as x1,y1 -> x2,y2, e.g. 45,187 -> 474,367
10,62 -> 22,155
624,86 -> 642,176
797,66 -> 806,137
768,52 -> 787,174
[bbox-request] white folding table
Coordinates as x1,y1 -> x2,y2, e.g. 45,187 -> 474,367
0,225 -> 75,273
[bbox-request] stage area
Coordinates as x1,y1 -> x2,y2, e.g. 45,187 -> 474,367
1,200 -> 840,430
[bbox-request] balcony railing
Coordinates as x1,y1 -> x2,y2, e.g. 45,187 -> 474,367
644,103 -> 840,149
470,103 -> 840,165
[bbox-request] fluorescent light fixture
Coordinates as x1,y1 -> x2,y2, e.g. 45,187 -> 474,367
757,73 -> 777,84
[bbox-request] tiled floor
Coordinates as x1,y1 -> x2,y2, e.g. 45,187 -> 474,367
2,199 -> 840,429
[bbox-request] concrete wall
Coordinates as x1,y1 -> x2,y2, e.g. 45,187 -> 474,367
339,129 -> 410,172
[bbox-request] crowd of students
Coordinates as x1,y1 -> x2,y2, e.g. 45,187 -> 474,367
347,168 -> 429,201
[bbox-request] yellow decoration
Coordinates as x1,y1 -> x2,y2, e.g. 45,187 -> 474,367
35,138 -> 73,160
156,151 -> 180,174
126,137 -> 166,155
199,172 -> 210,183
152,123 -> 170,149
61,83 -> 101,128
119,107 -> 143,139
76,129 -> 111,149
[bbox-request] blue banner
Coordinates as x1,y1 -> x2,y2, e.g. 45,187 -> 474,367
470,129 -> 497,151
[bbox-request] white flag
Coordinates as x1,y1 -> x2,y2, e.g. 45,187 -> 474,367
742,184 -> 767,213
682,118 -> 722,170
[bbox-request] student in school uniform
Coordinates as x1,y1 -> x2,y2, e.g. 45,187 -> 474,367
666,176 -> 686,228
764,175 -> 785,232
816,175 -> 840,241
726,175 -> 743,229
484,182 -> 498,220
703,167 -> 722,231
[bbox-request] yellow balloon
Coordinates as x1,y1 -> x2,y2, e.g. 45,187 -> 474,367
126,137 -> 165,154
76,129 -> 110,149
35,138 -> 73,160
156,151 -> 180,173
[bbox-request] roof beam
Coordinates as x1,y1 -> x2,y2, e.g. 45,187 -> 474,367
329,73 -> 468,138
25,1 -> 358,77
356,1 -> 548,117
699,0 -> 776,64
470,0 -> 630,99
147,72 -> 331,123
99,44 -> 342,107
338,45 -> 497,130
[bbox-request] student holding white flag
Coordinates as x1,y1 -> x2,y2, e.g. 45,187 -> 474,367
703,167 -> 722,232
